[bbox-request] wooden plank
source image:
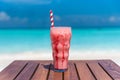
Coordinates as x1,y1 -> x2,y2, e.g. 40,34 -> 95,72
15,61 -> 38,80
67,62 -> 79,80
53,72 -> 63,80
88,62 -> 112,80
48,64 -> 63,80
0,61 -> 27,80
46,64 -> 53,80
75,62 -> 95,80
64,68 -> 70,80
31,62 -> 50,80
1,60 -> 120,80
99,60 -> 120,80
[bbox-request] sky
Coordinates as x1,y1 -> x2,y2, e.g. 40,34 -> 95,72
0,0 -> 120,29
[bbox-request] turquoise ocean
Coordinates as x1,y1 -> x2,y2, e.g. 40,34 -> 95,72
0,28 -> 120,54
1,28 -> 120,71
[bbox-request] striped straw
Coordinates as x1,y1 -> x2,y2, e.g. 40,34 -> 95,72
50,10 -> 54,27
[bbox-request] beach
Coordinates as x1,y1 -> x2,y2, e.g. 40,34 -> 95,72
0,29 -> 120,71
0,49 -> 120,71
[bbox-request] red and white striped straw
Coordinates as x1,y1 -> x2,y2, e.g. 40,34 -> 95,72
50,10 -> 54,27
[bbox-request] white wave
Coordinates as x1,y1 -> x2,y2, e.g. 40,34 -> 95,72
0,49 -> 120,71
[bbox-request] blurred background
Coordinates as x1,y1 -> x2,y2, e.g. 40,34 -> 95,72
1,0 -> 120,29
0,0 -> 120,71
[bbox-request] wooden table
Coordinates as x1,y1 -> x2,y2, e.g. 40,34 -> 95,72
0,60 -> 120,80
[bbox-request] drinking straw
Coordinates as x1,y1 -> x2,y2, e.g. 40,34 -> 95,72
50,10 -> 54,27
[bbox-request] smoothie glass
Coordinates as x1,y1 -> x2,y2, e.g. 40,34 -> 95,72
50,27 -> 71,72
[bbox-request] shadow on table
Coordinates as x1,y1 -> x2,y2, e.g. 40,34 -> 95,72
42,64 -> 54,71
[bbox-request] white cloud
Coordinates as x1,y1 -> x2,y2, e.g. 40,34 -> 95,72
109,16 -> 116,22
109,16 -> 120,23
0,12 -> 10,21
0,11 -> 28,24
64,15 -> 120,25
54,15 -> 61,21
64,15 -> 103,24
13,17 -> 28,23
2,0 -> 52,4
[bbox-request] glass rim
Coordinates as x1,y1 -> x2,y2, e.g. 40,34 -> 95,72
50,26 -> 71,28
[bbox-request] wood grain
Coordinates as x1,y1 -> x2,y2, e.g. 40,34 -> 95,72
75,62 -> 95,80
48,64 -> 63,80
0,60 -> 120,80
0,61 -> 27,80
64,67 -> 70,80
88,62 -> 112,80
99,60 -> 120,80
31,62 -> 50,80
15,61 -> 38,80
53,72 -> 63,80
68,62 -> 79,80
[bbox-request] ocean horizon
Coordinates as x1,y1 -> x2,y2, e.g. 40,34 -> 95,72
0,26 -> 120,29
0,27 -> 120,71
1,27 -> 120,53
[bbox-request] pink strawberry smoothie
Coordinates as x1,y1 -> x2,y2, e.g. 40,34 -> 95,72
50,27 -> 71,69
